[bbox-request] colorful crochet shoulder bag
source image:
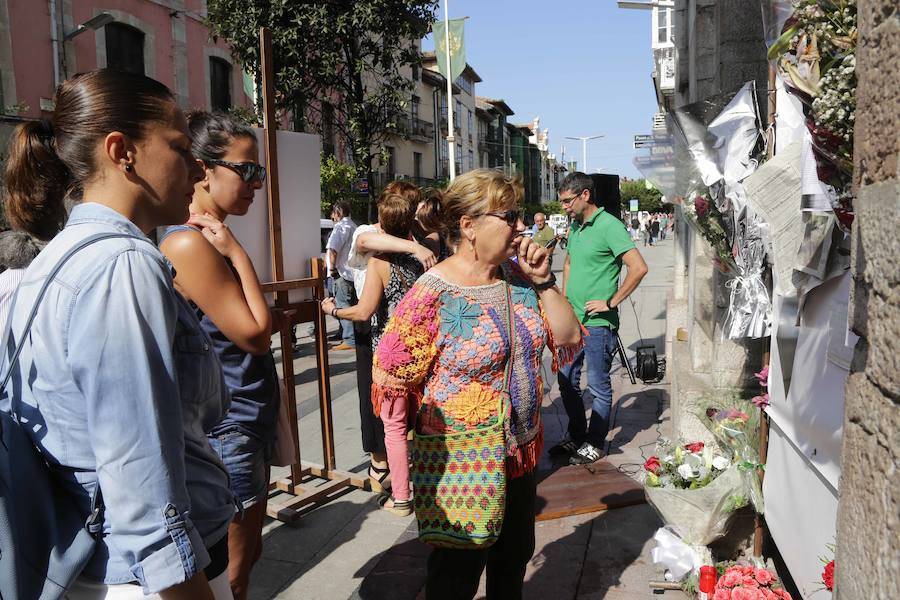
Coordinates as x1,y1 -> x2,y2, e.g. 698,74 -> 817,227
411,284 -> 514,549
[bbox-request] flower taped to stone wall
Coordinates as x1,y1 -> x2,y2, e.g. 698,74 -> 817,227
767,0 -> 857,230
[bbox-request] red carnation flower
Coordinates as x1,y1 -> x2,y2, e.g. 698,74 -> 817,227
822,560 -> 834,591
684,441 -> 705,454
643,456 -> 661,474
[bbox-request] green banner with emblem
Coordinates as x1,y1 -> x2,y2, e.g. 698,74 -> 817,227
433,19 -> 466,83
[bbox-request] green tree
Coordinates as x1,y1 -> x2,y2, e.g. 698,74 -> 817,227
320,152 -> 359,216
620,179 -> 663,213
205,0 -> 439,220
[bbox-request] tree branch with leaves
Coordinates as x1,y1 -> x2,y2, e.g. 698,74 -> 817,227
205,0 -> 439,219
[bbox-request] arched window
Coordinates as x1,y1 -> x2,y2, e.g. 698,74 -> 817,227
105,23 -> 145,75
209,57 -> 232,111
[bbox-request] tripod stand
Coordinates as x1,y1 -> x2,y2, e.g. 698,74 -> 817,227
616,333 -> 637,385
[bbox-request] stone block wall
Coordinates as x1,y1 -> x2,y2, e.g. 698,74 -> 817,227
834,1 -> 900,598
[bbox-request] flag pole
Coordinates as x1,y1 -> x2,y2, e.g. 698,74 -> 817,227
443,1 -> 456,181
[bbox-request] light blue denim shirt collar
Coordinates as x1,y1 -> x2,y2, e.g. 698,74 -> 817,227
67,202 -> 176,273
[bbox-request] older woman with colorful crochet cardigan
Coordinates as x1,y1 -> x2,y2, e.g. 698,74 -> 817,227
372,169 -> 582,600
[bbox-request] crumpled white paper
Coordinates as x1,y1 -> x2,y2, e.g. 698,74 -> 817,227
650,527 -> 713,581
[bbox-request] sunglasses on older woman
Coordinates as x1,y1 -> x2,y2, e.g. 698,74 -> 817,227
479,208 -> 524,227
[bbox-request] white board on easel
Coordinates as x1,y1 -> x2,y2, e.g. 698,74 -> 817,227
226,128 -> 321,304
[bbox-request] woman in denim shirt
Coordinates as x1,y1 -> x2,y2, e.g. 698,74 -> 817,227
2,70 -> 234,598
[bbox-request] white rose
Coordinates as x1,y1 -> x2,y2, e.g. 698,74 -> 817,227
712,456 -> 730,470
677,464 -> 696,480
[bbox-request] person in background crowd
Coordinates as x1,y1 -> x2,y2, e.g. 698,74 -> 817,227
650,216 -> 660,246
0,230 -> 44,329
159,111 -> 277,600
321,192 -> 425,515
415,192 -> 453,261
659,212 -> 668,240
372,169 -> 582,599
2,69 -> 234,598
551,172 -> 649,465
630,214 -> 640,242
326,201 -> 358,350
531,211 -> 556,249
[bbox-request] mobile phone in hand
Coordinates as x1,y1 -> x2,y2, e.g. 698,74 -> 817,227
545,237 -> 559,250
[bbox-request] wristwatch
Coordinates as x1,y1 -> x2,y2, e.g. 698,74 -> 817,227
532,273 -> 557,292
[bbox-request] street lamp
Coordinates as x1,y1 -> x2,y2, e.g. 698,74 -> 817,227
64,13 -> 115,41
616,0 -> 674,9
564,135 -> 604,173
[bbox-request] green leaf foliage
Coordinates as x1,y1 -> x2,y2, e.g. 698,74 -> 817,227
619,179 -> 663,213
320,152 -> 359,216
205,0 -> 439,218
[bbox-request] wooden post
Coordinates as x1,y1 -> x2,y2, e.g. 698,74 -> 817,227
311,258 -> 336,471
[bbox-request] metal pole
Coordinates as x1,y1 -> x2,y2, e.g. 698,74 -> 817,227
581,138 -> 587,174
443,0 -> 456,181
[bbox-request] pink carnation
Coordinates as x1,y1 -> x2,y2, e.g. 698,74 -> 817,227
755,568 -> 775,585
720,571 -> 743,588
714,590 -> 731,600
731,588 -> 760,600
742,575 -> 760,588
752,394 -> 770,409
755,366 -> 769,387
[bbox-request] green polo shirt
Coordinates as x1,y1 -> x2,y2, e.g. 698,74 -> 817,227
565,207 -> 635,329
532,224 -> 556,248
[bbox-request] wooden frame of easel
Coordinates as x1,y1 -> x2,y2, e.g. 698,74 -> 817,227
254,27 -> 367,523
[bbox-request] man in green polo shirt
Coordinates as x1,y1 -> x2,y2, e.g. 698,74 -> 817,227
551,172 -> 648,464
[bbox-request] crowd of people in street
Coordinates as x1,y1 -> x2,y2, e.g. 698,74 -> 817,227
627,211 -> 672,247
0,70 -> 648,600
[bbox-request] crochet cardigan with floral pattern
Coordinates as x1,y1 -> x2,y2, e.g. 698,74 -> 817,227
371,261 -> 582,478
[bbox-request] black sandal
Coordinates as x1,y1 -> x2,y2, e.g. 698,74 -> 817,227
377,494 -> 413,516
368,464 -> 391,493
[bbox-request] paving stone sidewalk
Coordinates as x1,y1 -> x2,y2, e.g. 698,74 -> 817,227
249,237 -> 683,600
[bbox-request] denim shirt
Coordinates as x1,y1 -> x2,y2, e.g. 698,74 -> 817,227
0,203 -> 235,593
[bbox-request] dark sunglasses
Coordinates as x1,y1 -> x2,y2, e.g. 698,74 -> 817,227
480,208 -> 524,227
206,159 -> 267,183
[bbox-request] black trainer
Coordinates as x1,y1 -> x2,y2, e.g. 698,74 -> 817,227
548,437 -> 581,457
568,442 -> 603,465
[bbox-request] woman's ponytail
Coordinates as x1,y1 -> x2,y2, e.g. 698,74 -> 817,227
2,120 -> 69,240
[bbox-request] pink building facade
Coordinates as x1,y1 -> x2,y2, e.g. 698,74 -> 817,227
0,0 -> 251,122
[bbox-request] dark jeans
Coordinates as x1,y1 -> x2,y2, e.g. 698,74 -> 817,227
354,320 -> 385,454
425,472 -> 537,600
557,325 -> 617,448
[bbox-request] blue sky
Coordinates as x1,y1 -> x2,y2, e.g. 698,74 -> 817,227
425,0 -> 658,180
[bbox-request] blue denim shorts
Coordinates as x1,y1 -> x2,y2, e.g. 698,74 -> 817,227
208,430 -> 269,510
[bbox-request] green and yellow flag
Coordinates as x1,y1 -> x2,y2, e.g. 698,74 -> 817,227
433,19 -> 466,82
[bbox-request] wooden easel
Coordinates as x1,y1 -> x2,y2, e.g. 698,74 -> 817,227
255,27 -> 367,523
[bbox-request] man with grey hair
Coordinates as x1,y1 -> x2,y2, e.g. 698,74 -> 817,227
0,230 -> 45,329
531,211 -> 556,248
552,172 -> 648,464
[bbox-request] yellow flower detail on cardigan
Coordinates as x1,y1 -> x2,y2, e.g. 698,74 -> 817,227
443,382 -> 498,426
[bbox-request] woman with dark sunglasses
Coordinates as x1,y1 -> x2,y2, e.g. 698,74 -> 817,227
159,111 -> 277,600
371,169 -> 582,599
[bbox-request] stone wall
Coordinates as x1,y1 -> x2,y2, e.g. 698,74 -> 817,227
834,1 -> 900,598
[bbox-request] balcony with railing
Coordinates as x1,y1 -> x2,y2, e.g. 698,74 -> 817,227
397,117 -> 434,143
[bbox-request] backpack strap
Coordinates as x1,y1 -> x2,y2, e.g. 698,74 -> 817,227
0,231 -> 141,537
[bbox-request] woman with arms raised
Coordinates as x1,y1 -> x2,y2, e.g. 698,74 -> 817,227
372,169 -> 582,599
